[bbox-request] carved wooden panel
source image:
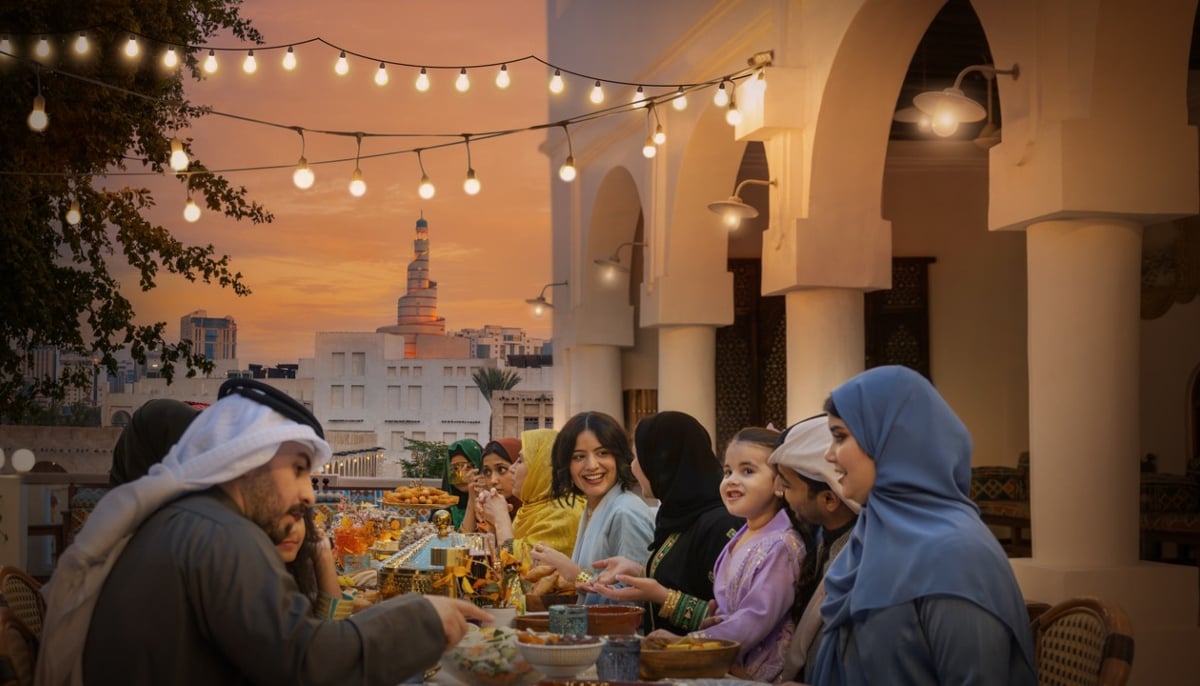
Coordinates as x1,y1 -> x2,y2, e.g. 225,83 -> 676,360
864,257 -> 935,380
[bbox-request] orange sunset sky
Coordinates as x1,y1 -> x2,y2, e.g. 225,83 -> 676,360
118,0 -> 554,364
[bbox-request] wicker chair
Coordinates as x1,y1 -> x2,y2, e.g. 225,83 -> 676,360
0,604 -> 36,686
1032,596 -> 1134,686
0,570 -> 44,641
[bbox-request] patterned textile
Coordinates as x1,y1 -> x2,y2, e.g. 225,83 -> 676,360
970,466 -> 1027,502
1139,474 -> 1199,513
1140,511 -> 1200,534
68,488 -> 110,539
1036,610 -> 1107,685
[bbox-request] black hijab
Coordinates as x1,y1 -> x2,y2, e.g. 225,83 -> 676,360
634,411 -> 728,549
109,399 -> 200,486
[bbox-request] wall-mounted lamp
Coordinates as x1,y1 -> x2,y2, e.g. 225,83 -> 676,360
525,280 -> 567,317
708,178 -> 776,229
593,241 -> 645,281
912,63 -> 1018,137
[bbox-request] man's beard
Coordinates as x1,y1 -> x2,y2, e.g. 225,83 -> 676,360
241,467 -> 295,544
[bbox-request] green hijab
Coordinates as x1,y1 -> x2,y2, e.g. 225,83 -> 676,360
441,438 -> 482,527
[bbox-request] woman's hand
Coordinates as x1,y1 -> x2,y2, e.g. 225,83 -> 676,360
587,574 -> 668,604
588,556 -> 643,586
645,629 -> 679,640
529,542 -> 579,578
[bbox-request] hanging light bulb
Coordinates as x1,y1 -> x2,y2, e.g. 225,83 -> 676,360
35,36 -> 50,59
349,168 -> 366,197
27,95 -> 47,132
163,46 -> 179,68
74,33 -> 89,55
416,150 -> 435,199
415,67 -> 430,92
672,86 -> 688,111
631,85 -> 647,109
589,80 -> 604,105
124,35 -> 139,58
725,99 -> 742,126
374,62 -> 389,86
495,63 -> 510,89
65,199 -> 81,226
642,136 -> 657,159
455,67 -> 470,92
713,81 -> 729,107
334,51 -> 349,76
282,46 -> 297,70
549,69 -> 564,94
203,49 -> 218,74
183,194 -> 201,222
559,156 -> 577,182
293,157 -> 314,189
653,124 -> 666,146
242,50 -> 257,74
463,169 -> 481,195
930,110 -> 959,137
531,301 -> 545,317
169,138 -> 189,171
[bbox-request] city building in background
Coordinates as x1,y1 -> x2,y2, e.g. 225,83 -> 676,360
377,216 -> 452,358
452,325 -> 550,361
180,309 -> 237,361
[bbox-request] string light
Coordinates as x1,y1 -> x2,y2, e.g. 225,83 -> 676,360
713,80 -> 729,107
672,86 -> 688,111
292,129 -> 314,189
558,124 -> 576,183
65,198 -> 81,226
35,36 -> 50,59
124,35 -> 139,58
495,63 -> 510,89
242,49 -> 257,74
183,187 -> 201,222
455,67 -> 470,93
590,80 -> 604,105
282,46 -> 297,71
27,72 -> 47,132
163,46 -> 178,68
349,133 -> 366,197
73,32 -> 88,55
169,138 -> 189,172
642,135 -> 656,159
631,85 -> 647,109
374,62 -> 389,86
334,51 -> 349,76
650,104 -> 666,145
416,149 -> 435,199
415,67 -> 430,92
203,49 -> 218,74
549,68 -> 564,94
725,94 -> 742,126
462,134 -> 480,195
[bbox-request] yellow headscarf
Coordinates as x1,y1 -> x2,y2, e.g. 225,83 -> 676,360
511,428 -> 583,560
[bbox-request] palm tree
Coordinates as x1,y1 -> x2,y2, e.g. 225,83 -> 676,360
472,367 -> 521,402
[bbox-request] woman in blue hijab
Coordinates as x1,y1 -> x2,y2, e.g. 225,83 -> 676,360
809,366 -> 1035,685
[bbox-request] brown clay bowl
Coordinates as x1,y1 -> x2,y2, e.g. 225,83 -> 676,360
513,612 -> 550,632
638,636 -> 740,680
586,604 -> 643,636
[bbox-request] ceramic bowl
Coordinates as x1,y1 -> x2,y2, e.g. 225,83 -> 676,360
439,626 -> 539,686
638,636 -> 740,680
512,611 -> 550,632
587,604 -> 644,635
516,633 -> 603,679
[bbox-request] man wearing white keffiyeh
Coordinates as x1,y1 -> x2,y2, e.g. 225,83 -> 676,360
36,379 -> 487,686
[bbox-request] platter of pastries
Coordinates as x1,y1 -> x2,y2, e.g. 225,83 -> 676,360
381,485 -> 460,507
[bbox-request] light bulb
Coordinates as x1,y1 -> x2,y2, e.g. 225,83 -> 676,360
374,63 -> 389,86
549,69 -> 564,94
183,198 -> 201,222
455,67 -> 470,92
415,67 -> 430,92
917,114 -> 931,132
713,82 -> 729,107
642,136 -> 657,159
203,50 -> 218,74
335,51 -> 349,76
66,200 -> 81,226
169,138 -> 189,171
589,81 -> 604,104
463,169 -> 481,195
672,87 -> 688,111
349,168 -> 366,197
723,211 -> 740,229
35,36 -> 50,59
418,174 -> 435,199
293,157 -> 314,189
27,95 -> 47,132
653,124 -> 666,145
559,156 -> 576,182
931,111 -> 958,137
532,302 -> 545,317
631,85 -> 646,109
725,104 -> 742,126
0,36 -> 12,56
242,50 -> 257,74
163,46 -> 178,68
495,64 -> 510,89
282,46 -> 297,70
124,35 -> 139,58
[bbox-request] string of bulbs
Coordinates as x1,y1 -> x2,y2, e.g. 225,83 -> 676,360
3,28 -> 765,225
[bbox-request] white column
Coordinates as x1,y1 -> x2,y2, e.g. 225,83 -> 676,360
657,325 -> 717,439
1026,218 -> 1141,566
566,344 -> 623,423
784,289 -> 865,423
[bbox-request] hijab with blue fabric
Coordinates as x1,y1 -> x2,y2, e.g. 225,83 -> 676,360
814,366 -> 1035,681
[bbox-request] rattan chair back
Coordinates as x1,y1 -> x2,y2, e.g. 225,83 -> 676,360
1032,596 -> 1134,686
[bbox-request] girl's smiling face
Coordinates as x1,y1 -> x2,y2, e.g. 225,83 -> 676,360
569,429 -> 619,508
825,416 -> 876,504
721,440 -> 780,528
